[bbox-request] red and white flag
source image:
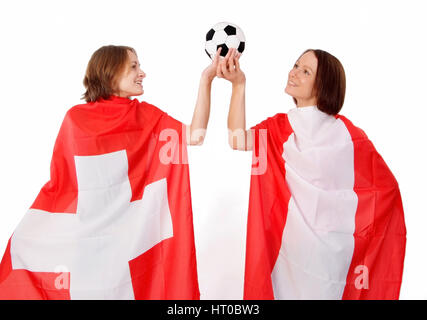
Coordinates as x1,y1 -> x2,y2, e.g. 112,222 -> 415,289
244,106 -> 406,299
0,95 -> 200,300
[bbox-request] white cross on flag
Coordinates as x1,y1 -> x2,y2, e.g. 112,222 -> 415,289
0,96 -> 200,299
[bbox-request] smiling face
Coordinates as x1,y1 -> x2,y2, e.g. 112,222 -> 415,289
285,51 -> 318,107
116,50 -> 146,98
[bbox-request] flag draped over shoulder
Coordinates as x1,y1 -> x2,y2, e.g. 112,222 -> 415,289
244,106 -> 406,300
0,95 -> 200,300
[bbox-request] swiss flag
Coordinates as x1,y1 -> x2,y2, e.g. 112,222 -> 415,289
0,95 -> 200,299
244,107 -> 406,300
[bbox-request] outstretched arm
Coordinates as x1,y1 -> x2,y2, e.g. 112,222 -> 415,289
187,48 -> 221,145
217,48 -> 252,151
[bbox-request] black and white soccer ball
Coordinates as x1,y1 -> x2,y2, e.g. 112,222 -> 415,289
205,22 -> 246,59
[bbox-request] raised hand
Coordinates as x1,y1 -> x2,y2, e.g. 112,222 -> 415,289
202,48 -> 222,82
217,48 -> 245,86
187,49 -> 223,146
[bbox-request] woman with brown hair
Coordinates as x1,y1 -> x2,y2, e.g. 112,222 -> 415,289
0,45 -> 221,299
218,48 -> 406,299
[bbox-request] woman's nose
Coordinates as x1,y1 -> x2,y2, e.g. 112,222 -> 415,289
290,68 -> 302,79
139,69 -> 146,78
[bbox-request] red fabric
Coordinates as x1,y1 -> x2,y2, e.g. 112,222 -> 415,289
0,96 -> 199,300
244,114 -> 293,299
338,115 -> 406,299
244,113 -> 406,300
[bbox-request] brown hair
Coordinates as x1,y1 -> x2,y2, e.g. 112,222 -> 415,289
82,45 -> 136,102
293,49 -> 346,115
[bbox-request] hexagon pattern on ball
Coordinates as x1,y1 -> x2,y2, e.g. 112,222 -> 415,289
205,22 -> 245,59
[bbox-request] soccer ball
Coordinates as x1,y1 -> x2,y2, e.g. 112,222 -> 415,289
205,22 -> 246,59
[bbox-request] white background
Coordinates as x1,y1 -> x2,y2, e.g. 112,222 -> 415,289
0,0 -> 426,299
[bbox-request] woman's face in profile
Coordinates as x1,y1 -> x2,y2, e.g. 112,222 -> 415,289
116,50 -> 146,98
285,51 -> 318,107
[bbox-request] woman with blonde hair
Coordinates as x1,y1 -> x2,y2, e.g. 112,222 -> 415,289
0,45 -> 221,299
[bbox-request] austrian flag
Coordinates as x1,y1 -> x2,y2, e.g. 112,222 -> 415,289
244,107 -> 406,300
0,96 -> 200,299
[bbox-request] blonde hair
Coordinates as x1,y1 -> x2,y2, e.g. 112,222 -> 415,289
82,45 -> 136,102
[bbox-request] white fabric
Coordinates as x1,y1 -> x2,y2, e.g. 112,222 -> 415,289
11,150 -> 173,299
271,106 -> 358,299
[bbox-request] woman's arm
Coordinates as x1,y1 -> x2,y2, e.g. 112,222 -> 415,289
187,49 -> 221,145
217,48 -> 252,151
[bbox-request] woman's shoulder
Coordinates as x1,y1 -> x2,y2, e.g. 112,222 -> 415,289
251,113 -> 290,130
138,101 -> 165,115
66,100 -> 98,114
61,102 -> 92,122
335,114 -> 369,141
65,99 -> 164,115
